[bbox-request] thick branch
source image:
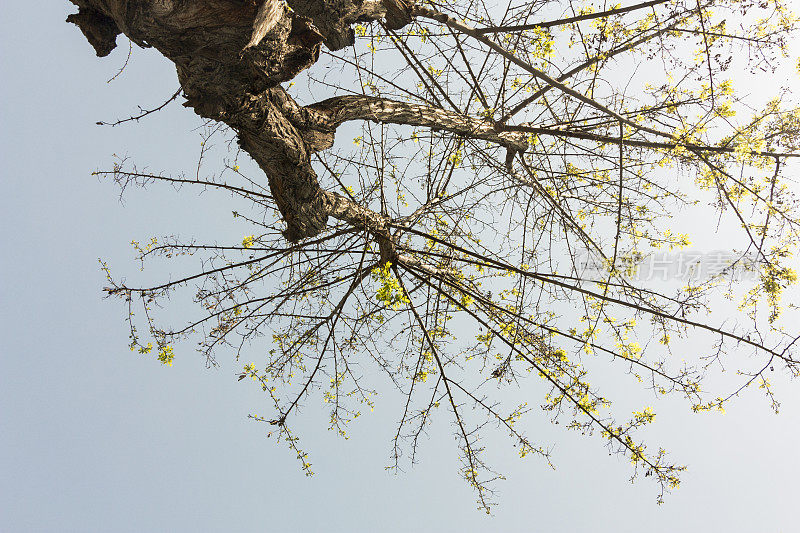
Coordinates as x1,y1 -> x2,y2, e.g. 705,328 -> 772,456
308,95 -> 529,152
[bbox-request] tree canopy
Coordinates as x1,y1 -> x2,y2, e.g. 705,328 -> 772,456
69,0 -> 800,511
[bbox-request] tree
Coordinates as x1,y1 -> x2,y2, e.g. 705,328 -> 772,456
68,0 -> 800,511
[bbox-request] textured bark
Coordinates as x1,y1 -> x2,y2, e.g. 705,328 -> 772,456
67,0 -> 514,244
245,0 -> 286,50
66,8 -> 121,57
309,95 -> 528,153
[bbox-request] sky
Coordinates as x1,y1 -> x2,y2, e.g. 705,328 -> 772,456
1,2 -> 799,532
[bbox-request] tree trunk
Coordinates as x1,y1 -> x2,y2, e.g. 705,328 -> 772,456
67,0 -> 390,240
67,0 -> 520,246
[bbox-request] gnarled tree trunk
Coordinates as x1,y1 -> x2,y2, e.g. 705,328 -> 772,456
68,0 -> 509,248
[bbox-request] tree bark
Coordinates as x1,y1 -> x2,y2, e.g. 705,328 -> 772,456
308,95 -> 527,153
67,0 -> 516,244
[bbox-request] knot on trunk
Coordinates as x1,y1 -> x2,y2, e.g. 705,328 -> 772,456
382,0 -> 413,30
67,8 -> 121,57
377,228 -> 397,266
281,196 -> 331,242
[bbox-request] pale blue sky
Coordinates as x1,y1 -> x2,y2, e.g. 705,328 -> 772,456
1,2 -> 799,532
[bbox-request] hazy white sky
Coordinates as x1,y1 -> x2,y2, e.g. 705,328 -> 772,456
2,2 -> 799,531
